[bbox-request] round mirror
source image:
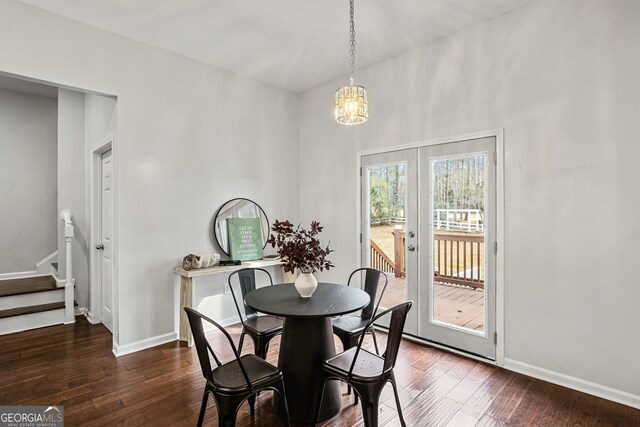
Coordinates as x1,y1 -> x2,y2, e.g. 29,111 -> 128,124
213,198 -> 270,257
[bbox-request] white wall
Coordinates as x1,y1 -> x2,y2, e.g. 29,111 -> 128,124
299,0 -> 640,400
57,88 -> 88,308
0,0 -> 299,347
0,87 -> 57,274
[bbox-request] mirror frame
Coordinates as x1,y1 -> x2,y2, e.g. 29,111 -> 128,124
213,198 -> 270,256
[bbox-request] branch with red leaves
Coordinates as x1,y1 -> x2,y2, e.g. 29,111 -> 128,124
266,220 -> 334,274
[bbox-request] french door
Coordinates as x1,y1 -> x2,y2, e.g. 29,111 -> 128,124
361,137 -> 497,359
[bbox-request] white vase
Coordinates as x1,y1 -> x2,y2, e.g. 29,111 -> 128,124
294,272 -> 318,298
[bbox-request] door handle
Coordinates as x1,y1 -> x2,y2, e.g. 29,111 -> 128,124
407,244 -> 416,252
408,231 -> 415,238
96,244 -> 104,250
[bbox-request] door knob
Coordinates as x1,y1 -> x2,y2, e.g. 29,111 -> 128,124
407,244 -> 416,252
96,244 -> 104,250
408,231 -> 415,238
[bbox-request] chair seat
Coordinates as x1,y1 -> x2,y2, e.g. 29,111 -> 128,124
332,315 -> 369,336
324,347 -> 384,381
212,354 -> 280,391
244,315 -> 284,335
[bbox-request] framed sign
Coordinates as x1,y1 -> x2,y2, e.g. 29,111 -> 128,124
227,217 -> 264,261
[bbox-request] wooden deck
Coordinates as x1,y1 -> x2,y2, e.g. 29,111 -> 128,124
377,275 -> 485,332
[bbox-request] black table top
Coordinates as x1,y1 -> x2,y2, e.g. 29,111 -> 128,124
244,283 -> 370,319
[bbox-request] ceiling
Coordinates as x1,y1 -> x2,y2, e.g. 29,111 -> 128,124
18,0 -> 536,93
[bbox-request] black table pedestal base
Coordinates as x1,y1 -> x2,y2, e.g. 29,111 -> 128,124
273,317 -> 341,424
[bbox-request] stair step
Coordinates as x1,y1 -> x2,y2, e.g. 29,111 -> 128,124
51,262 -> 58,271
0,301 -> 65,319
0,276 -> 57,297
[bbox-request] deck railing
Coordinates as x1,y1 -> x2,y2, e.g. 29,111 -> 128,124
434,232 -> 484,289
371,228 -> 485,289
370,240 -> 395,274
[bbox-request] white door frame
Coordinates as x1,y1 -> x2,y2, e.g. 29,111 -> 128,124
89,134 -> 119,347
356,128 -> 505,366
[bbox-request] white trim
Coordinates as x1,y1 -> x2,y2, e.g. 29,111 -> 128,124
0,308 -> 65,336
495,129 -> 505,366
356,128 -> 506,366
0,271 -> 45,280
359,128 -> 505,157
74,306 -> 86,316
504,358 -> 640,410
84,310 -> 97,324
35,251 -> 58,274
218,315 -> 241,328
400,332 -> 497,365
112,332 -> 178,357
89,134 -> 118,346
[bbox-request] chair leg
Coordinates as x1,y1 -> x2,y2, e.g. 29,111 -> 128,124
213,395 -> 244,427
311,377 -> 330,427
338,335 -> 357,397
389,373 -> 406,427
370,328 -> 380,355
350,382 -> 384,427
197,389 -> 210,427
252,335 -> 267,360
273,378 -> 291,427
238,331 -> 246,354
248,394 -> 256,414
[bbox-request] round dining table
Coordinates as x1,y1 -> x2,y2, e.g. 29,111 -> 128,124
244,282 -> 370,424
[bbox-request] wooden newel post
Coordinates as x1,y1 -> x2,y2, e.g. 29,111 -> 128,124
392,226 -> 406,278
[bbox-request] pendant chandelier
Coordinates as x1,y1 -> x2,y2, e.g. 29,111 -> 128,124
335,0 -> 368,125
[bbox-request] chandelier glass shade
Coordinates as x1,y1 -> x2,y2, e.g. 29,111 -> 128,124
335,84 -> 368,125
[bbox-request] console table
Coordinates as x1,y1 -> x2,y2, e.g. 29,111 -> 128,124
173,258 -> 283,346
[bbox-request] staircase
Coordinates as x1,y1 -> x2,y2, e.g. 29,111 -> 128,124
0,275 -> 66,335
0,210 -> 77,335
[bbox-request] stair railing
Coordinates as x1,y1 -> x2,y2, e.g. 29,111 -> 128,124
60,210 -> 75,324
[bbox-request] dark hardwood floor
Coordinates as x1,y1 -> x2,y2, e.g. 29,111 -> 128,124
0,317 -> 638,426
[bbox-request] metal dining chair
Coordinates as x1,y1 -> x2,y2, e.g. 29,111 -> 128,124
313,301 -> 413,427
184,307 -> 290,427
332,267 -> 389,396
228,268 -> 283,360
332,268 -> 389,355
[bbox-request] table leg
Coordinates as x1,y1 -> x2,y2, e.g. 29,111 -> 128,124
273,317 -> 341,423
179,276 -> 193,347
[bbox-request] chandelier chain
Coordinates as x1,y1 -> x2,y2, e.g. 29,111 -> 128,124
349,0 -> 356,85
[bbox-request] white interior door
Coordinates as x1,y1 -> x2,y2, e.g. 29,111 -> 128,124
100,149 -> 114,333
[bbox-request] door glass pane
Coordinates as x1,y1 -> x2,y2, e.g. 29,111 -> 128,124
431,154 -> 486,333
367,163 -> 406,308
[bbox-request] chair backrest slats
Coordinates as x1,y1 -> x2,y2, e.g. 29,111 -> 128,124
228,268 -> 273,321
184,307 -> 253,388
382,302 -> 412,373
347,268 -> 389,320
346,301 -> 413,379
237,269 -> 259,319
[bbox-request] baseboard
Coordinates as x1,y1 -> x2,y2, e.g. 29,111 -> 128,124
74,306 -> 86,316
218,315 -> 240,328
84,310 -> 97,324
112,332 -> 178,357
503,358 -> 640,410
